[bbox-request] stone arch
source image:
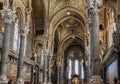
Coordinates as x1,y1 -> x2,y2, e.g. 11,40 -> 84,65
15,7 -> 23,26
103,2 -> 117,19
35,40 -> 47,50
49,7 -> 86,37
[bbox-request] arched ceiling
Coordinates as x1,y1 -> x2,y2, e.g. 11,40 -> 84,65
49,0 -> 86,17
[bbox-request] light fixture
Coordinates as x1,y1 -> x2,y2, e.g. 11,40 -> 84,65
67,11 -> 70,15
72,35 -> 75,39
72,29 -> 75,39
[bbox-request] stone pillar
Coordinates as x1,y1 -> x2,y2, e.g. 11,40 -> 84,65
113,15 -> 120,84
16,27 -> 29,84
88,0 -> 103,84
43,49 -> 49,84
60,56 -> 64,84
48,54 -> 52,84
31,66 -> 34,83
0,7 -> 16,83
57,54 -> 60,84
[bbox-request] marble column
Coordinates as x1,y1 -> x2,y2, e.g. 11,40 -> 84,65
43,49 -> 49,84
48,54 -> 52,84
57,54 -> 60,84
16,27 -> 29,84
0,7 -> 16,83
88,0 -> 103,84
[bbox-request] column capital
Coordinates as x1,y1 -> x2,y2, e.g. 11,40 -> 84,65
88,0 -> 102,15
2,7 -> 16,24
19,26 -> 29,37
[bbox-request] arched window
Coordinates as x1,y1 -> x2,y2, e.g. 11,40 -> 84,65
13,19 -> 20,52
68,59 -> 72,79
75,60 -> 79,75
81,59 -> 84,79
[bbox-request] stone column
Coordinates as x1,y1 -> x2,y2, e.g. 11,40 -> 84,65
0,7 -> 16,83
57,54 -> 60,84
60,56 -> 64,84
43,49 -> 49,84
16,27 -> 29,84
48,54 -> 52,84
88,0 -> 103,84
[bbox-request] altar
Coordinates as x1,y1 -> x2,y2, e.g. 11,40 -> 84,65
71,75 -> 80,84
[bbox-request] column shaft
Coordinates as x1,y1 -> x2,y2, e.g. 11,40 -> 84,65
90,12 -> 101,75
17,35 -> 26,78
43,50 -> 48,84
88,0 -> 103,83
0,23 -> 11,79
48,55 -> 52,84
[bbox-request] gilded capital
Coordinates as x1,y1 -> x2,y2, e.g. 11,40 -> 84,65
2,7 -> 16,24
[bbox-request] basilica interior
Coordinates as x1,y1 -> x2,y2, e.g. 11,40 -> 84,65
0,0 -> 120,84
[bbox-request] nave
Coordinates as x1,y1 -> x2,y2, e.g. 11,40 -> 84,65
0,0 -> 120,84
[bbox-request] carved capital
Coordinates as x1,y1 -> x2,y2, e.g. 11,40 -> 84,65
19,26 -> 29,37
2,7 -> 16,24
88,0 -> 102,15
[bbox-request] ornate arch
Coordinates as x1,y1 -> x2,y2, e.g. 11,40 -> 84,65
15,7 -> 23,26
103,2 -> 117,19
